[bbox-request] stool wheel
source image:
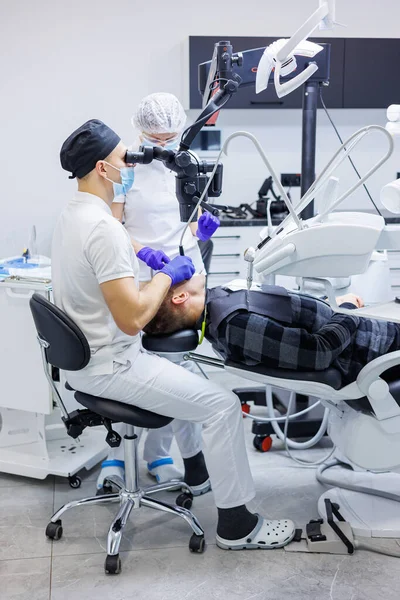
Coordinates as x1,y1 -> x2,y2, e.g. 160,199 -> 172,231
46,520 -> 63,540
176,492 -> 193,510
189,534 -> 205,553
253,435 -> 273,453
68,475 -> 82,489
105,554 -> 121,575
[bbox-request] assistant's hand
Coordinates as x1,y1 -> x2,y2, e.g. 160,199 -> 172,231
137,247 -> 171,270
196,212 -> 220,241
336,293 -> 365,308
159,255 -> 195,286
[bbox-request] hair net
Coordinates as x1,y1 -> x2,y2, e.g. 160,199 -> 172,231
132,93 -> 187,134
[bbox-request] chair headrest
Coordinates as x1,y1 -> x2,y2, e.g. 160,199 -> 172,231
142,329 -> 199,353
30,293 -> 90,371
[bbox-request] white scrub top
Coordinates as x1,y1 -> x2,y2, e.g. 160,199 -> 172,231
52,191 -> 140,375
113,141 -> 204,281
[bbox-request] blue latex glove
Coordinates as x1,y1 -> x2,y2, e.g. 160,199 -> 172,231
137,247 -> 171,270
196,212 -> 220,241
160,255 -> 195,286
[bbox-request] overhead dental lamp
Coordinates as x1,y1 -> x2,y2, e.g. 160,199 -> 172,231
256,0 -> 343,97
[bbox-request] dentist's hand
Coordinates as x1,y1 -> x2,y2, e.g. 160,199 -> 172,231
159,255 -> 195,286
137,247 -> 171,270
196,212 -> 220,241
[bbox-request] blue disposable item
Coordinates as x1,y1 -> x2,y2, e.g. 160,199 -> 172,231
0,257 -> 40,270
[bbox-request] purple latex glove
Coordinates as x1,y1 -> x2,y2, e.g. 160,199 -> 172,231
196,212 -> 220,241
160,255 -> 195,286
137,246 -> 171,270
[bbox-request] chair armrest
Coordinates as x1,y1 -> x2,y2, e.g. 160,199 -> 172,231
357,350 -> 400,391
357,350 -> 400,420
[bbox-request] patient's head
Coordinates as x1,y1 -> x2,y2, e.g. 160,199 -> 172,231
144,273 -> 206,335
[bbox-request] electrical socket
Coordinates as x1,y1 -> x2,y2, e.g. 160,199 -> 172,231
281,173 -> 301,187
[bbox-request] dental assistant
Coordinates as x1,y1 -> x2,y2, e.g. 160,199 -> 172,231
98,94 -> 219,490
112,92 -> 220,279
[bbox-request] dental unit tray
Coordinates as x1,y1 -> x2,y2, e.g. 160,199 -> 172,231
251,125 -> 394,279
0,255 -> 52,283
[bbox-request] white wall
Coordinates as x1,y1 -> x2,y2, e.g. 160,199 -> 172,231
1,0 -> 399,257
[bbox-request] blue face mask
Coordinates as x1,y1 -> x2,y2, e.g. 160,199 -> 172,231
163,139 -> 179,151
104,163 -> 135,197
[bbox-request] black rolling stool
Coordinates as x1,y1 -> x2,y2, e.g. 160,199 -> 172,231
29,293 -> 205,575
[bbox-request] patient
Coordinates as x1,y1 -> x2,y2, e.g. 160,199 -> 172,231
143,274 -> 400,386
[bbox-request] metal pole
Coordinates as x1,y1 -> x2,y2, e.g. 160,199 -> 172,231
298,79 -> 319,414
300,80 -> 319,220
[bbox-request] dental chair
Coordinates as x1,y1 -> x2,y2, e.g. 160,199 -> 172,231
29,293 -> 205,576
142,325 -> 400,541
226,355 -> 400,538
142,122 -> 400,545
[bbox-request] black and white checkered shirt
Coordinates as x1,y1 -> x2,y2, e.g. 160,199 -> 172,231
205,288 -> 400,385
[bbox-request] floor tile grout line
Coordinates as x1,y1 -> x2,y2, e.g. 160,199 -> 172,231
49,544 -> 54,600
48,542 -> 219,561
49,475 -> 55,600
0,554 -> 53,564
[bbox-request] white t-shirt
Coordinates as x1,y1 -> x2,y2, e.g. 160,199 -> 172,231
113,140 -> 204,281
52,191 -> 140,375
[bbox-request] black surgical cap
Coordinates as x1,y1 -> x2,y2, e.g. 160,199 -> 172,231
60,119 -> 121,179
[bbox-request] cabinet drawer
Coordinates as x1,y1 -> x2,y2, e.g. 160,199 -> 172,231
212,235 -> 242,253
387,252 -> 400,269
210,254 -> 241,271
390,270 -> 400,287
208,273 -> 241,287
208,267 -> 241,277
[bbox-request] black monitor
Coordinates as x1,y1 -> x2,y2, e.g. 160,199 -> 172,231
190,129 -> 221,152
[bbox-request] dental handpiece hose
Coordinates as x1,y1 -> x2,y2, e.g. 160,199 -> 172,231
247,262 -> 253,291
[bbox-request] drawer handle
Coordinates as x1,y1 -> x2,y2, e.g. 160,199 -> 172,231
213,253 -> 241,258
209,271 -> 241,276
250,100 -> 284,106
213,235 -> 241,240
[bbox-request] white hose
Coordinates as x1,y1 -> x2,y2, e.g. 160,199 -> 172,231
266,385 -> 329,449
243,398 -> 321,423
317,460 -> 400,502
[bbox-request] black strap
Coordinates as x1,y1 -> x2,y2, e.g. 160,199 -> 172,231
325,499 -> 354,554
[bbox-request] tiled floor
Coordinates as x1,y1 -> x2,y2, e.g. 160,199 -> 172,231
1,371 -> 400,600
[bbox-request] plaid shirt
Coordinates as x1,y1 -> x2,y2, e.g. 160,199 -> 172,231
205,288 -> 400,385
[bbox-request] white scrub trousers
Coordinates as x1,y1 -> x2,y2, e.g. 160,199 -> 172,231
99,360 -> 203,469
143,361 -> 203,464
68,347 -> 255,509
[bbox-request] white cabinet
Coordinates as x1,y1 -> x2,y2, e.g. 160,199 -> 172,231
387,250 -> 400,295
208,225 -> 297,290
208,225 -> 264,287
0,278 -> 107,481
0,280 -> 52,413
